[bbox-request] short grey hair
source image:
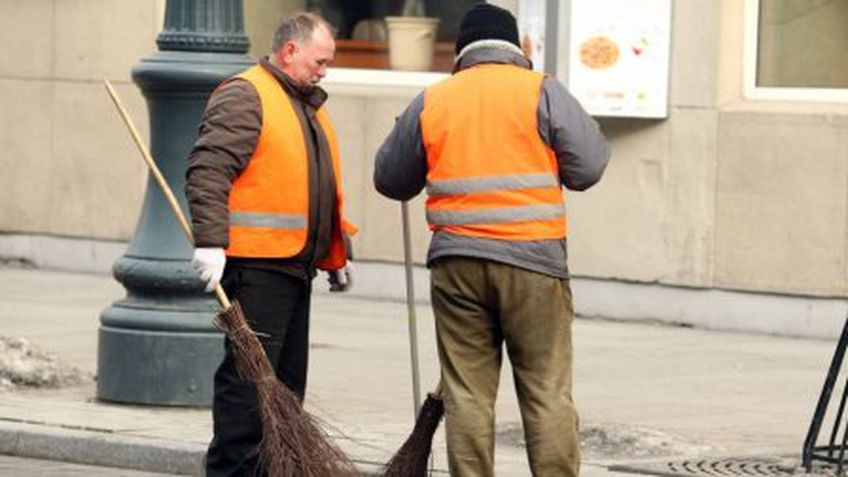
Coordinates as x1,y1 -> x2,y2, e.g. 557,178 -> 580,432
271,12 -> 335,52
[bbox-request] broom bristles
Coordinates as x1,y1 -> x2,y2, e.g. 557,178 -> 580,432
215,301 -> 359,477
382,393 -> 445,477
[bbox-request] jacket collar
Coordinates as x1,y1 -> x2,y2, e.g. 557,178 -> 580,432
259,56 -> 328,110
454,40 -> 533,73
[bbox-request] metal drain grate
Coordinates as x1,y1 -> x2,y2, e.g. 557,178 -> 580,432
609,456 -> 839,476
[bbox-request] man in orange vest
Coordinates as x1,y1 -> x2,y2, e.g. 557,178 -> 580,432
185,12 -> 356,476
375,3 -> 609,476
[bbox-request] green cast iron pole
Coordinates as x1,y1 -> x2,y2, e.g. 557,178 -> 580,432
97,0 -> 253,406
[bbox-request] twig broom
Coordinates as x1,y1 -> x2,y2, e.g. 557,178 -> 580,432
103,80 -> 358,477
382,202 -> 444,477
382,383 -> 444,477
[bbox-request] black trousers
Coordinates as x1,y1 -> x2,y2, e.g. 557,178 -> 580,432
205,266 -> 312,477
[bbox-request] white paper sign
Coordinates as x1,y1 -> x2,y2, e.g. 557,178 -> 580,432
567,0 -> 672,118
518,0 -> 547,72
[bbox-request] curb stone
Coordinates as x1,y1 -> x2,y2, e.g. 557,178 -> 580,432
0,420 -> 391,476
0,420 -> 204,475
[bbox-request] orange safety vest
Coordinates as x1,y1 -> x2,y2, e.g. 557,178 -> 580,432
225,65 -> 356,270
420,64 -> 566,241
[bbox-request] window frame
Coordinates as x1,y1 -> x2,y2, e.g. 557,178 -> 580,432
743,0 -> 848,103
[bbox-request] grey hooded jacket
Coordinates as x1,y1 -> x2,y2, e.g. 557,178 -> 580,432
373,45 -> 610,279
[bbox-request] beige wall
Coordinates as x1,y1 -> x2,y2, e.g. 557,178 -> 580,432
0,0 -> 160,240
715,102 -> 848,296
1,0 -> 846,301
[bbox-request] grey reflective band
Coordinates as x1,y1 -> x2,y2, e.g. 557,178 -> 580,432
427,173 -> 559,196
427,203 -> 566,226
230,212 -> 306,229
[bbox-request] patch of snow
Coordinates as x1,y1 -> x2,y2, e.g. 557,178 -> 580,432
0,336 -> 91,390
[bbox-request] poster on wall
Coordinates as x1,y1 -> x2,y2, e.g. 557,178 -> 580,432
567,0 -> 672,118
518,0 -> 546,73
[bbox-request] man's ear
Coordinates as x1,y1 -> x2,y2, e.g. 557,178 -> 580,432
280,41 -> 298,64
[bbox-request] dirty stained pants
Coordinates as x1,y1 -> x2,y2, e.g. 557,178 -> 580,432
430,256 -> 580,477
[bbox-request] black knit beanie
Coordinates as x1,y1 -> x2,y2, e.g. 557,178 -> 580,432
454,2 -> 521,55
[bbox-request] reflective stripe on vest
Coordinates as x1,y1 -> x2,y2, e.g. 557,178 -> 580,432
225,64 -> 355,268
427,172 -> 559,196
229,212 -> 307,229
427,203 -> 566,226
421,64 -> 566,241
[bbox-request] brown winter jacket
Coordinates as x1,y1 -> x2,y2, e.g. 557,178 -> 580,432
185,58 -> 339,279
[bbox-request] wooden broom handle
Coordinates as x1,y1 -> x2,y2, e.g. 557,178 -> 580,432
103,79 -> 232,309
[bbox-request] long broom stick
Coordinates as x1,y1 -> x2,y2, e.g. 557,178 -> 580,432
382,201 -> 444,477
103,80 -> 357,477
401,201 -> 422,417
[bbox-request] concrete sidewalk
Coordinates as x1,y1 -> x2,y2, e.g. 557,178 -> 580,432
0,266 -> 841,475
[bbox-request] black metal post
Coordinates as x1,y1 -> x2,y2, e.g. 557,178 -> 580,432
802,315 -> 848,471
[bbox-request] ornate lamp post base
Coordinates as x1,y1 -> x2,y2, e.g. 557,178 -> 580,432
98,298 -> 221,405
97,0 -> 252,407
97,254 -> 224,406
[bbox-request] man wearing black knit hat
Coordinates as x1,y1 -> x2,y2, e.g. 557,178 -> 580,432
374,3 -> 609,476
454,2 -> 522,58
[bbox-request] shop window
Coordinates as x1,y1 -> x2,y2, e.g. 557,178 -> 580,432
755,0 -> 848,89
308,0 -> 478,72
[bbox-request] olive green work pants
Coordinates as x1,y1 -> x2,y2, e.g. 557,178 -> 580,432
431,257 -> 580,477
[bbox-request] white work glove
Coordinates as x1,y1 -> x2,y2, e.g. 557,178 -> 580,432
328,261 -> 355,293
191,247 -> 226,293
